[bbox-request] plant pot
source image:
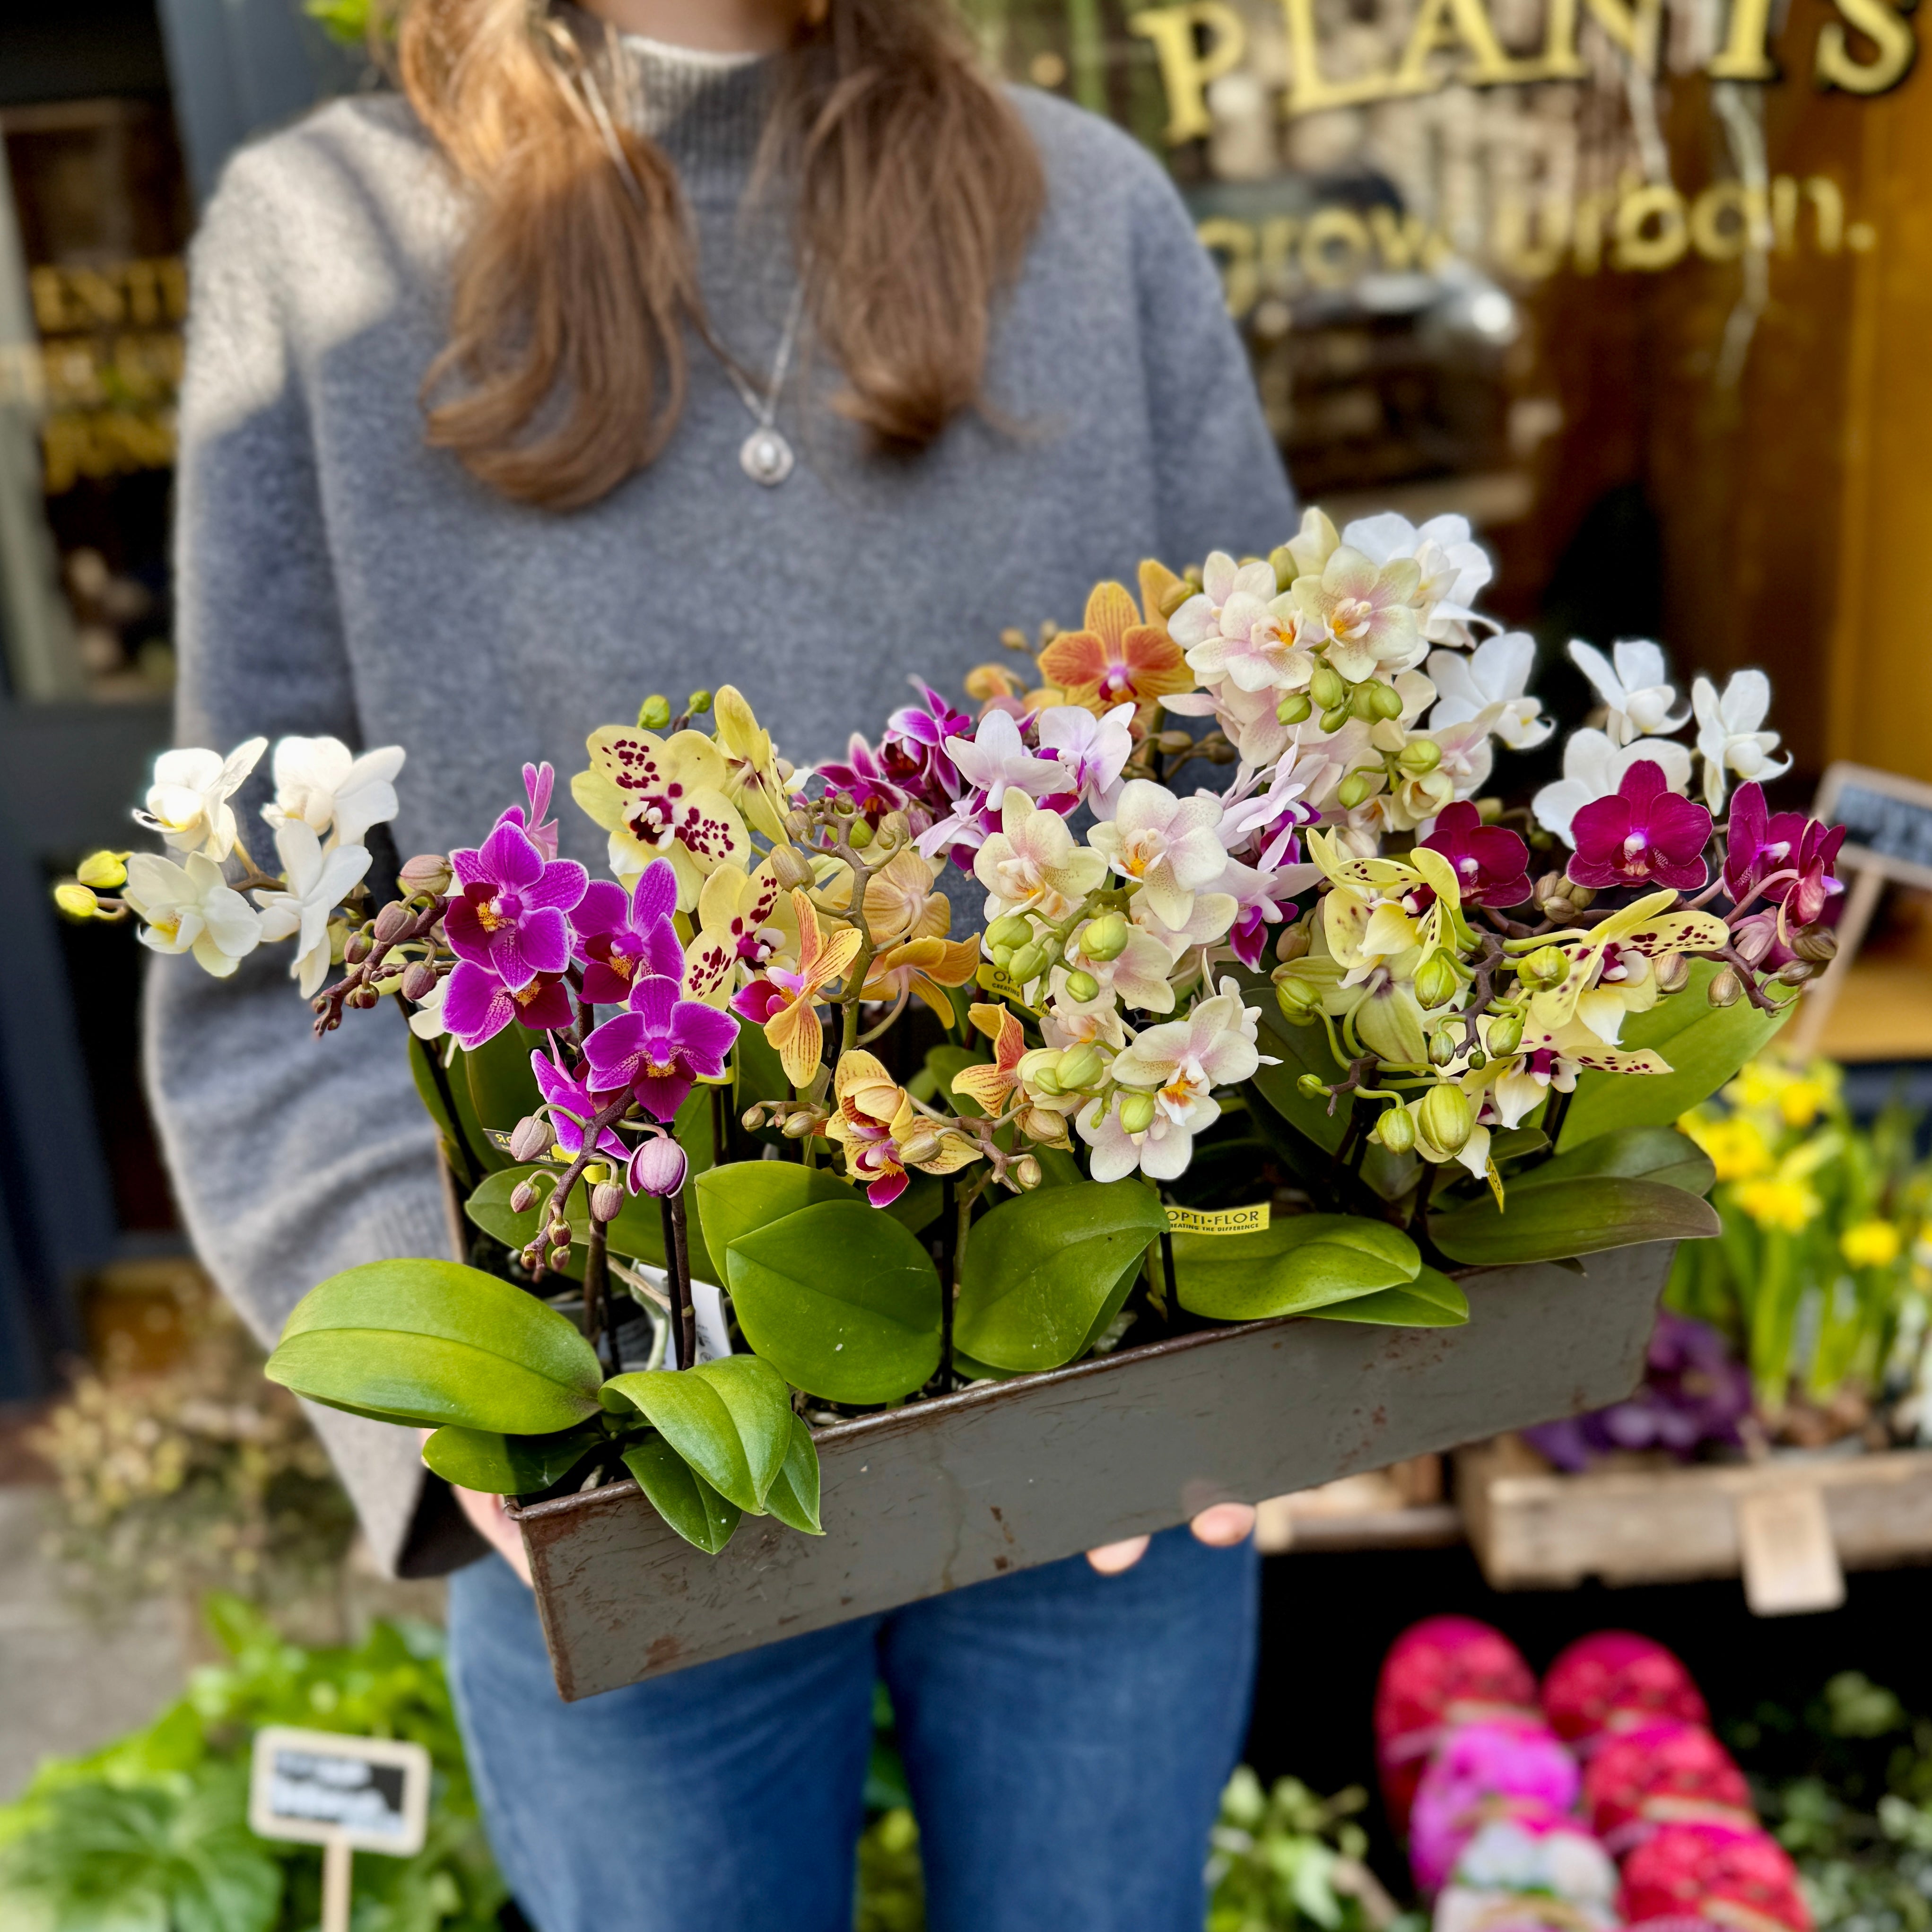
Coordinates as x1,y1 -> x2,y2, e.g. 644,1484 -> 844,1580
513,1241 -> 1677,1700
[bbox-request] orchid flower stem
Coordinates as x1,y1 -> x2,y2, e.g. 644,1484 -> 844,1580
854,987 -> 911,1047
392,991 -> 485,1186
1540,1084 -> 1575,1152
660,1189 -> 696,1370
584,1215 -> 615,1375
533,1092 -> 633,1283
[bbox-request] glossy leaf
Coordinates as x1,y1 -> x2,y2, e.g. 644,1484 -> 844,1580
1175,1214 -> 1420,1322
953,1181 -> 1168,1373
1245,1009 -> 1351,1155
1430,1177 -> 1720,1266
725,1199 -> 942,1402
420,1420 -> 606,1496
1305,1264 -> 1469,1327
762,1412 -> 825,1536
1558,959 -> 1796,1148
733,1020 -> 791,1108
466,1165 -> 586,1280
884,1171 -> 944,1237
412,1031 -> 506,1175
464,1026 -> 546,1147
695,1160 -> 851,1264
622,1437 -> 741,1554
1514,1124 -> 1716,1199
600,1355 -> 793,1512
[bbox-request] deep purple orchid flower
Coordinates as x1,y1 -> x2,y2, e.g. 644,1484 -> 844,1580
584,974 -> 739,1123
1421,801 -> 1533,908
814,735 -> 914,827
1722,782 -> 1845,926
571,859 -> 683,1007
442,962 -> 573,1047
446,817 -> 588,992
1566,760 -> 1712,892
881,680 -> 973,807
531,1049 -> 627,1160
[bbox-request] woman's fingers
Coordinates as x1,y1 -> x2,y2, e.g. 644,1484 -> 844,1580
454,1481 -> 534,1587
1086,1534 -> 1152,1575
1189,1502 -> 1257,1547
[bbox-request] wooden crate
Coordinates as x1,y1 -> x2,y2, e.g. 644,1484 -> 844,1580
1457,1437 -> 1932,1602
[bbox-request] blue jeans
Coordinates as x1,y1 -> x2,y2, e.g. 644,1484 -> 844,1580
446,1526 -> 1259,1932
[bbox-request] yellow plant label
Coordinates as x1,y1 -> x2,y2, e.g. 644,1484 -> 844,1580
975,962 -> 1027,1001
1163,1202 -> 1271,1236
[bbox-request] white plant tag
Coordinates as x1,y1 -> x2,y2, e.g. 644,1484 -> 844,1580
1736,1484 -> 1845,1616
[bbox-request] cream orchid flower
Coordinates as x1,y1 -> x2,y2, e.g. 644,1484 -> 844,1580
1568,640 -> 1690,747
712,685 -> 792,843
1525,890 -> 1730,1045
1088,780 -> 1226,929
680,858 -> 801,1007
1425,634 -> 1552,751
1530,729 -> 1694,843
973,793 -> 1108,923
1342,511 -> 1494,641
572,724 -> 748,911
123,851 -> 262,977
261,736 -> 405,849
1291,547 -> 1423,682
1692,671 -> 1791,811
853,844 -> 952,947
252,820 -> 372,998
134,738 -> 267,861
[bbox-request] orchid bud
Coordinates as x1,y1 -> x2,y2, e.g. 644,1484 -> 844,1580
1350,680 -> 1382,723
345,929 -> 373,965
1792,926 -> 1837,964
592,1182 -> 625,1224
899,1129 -> 942,1165
400,961 -> 438,1002
1056,1044 -> 1104,1090
400,853 -> 453,896
1014,1154 -> 1043,1190
1732,921 -> 1774,966
519,1244 -> 542,1272
687,689 -> 713,715
628,1135 -> 690,1198
510,1115 -> 552,1163
53,883 -> 99,919
548,1244 -> 571,1271
1158,579 -> 1195,618
1484,1010 -> 1525,1057
547,1218 -> 572,1247
1532,871 -> 1568,911
638,694 -> 672,730
1337,770 -> 1377,811
986,913 -> 1033,950
1082,914 -> 1130,961
1008,942 -> 1048,983
769,844 -> 813,889
1118,1090 -> 1158,1135
1521,945 -> 1570,988
76,850 -> 128,889
1309,664 -> 1347,711
347,984 -> 381,1010
1413,951 -> 1460,1009
1653,952 -> 1691,993
786,808 -> 813,838
1566,885 -> 1596,911
1156,730 -> 1194,755
832,793 -> 857,816
1375,1105 -> 1417,1154
1428,1031 -> 1457,1067
1275,976 -> 1323,1022
1275,692 -> 1313,727
1707,966 -> 1743,1008
1320,704 -> 1352,735
1028,1062 -> 1064,1097
373,900 -> 413,944
1419,1082 -> 1474,1155
1369,681 -> 1405,721
1775,959 -> 1815,985
1296,1072 -> 1328,1098
781,1110 -> 817,1138
1467,1049 -> 1487,1070
509,1181 -> 537,1215
846,817 -> 874,850
1274,920 -> 1312,965
1398,739 -> 1443,777
1062,968 -> 1101,1003
741,1104 -> 766,1130
990,944 -> 1015,972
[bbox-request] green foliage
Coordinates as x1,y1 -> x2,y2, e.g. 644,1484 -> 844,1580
1304,1264 -> 1468,1327
855,1809 -> 926,1932
1206,1771 -> 1386,1932
763,1411 -> 825,1536
1429,1176 -> 1719,1266
724,1198 -> 942,1403
305,0 -> 382,49
1516,1124 -> 1717,1199
602,1355 -> 796,1514
266,1259 -> 605,1434
620,1437 -> 742,1554
953,1180 -> 1168,1372
695,1159 -> 849,1261
1244,997 -> 1351,1157
419,1419 -> 607,1497
1175,1216 -> 1419,1323
0,1598 -> 505,1932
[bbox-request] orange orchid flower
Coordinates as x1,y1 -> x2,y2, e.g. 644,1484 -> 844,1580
730,889 -> 862,1088
1037,574 -> 1192,716
949,1002 -> 1028,1115
862,936 -> 981,1019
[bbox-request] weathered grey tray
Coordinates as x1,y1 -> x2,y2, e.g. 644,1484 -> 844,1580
513,1241 -> 1674,1699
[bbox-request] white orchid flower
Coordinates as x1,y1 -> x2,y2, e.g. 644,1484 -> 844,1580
253,820 -> 373,998
133,738 -> 267,860
942,708 -> 1062,810
1088,779 -> 1227,930
1568,640 -> 1690,746
1035,702 -> 1134,811
1426,634 -> 1552,750
1530,728 -> 1694,843
1343,512 -> 1494,641
263,736 -> 406,848
408,973 -> 452,1044
972,792 -> 1107,923
1692,671 -> 1791,811
122,852 -> 262,977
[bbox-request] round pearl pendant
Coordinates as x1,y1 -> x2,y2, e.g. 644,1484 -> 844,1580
740,426 -> 795,487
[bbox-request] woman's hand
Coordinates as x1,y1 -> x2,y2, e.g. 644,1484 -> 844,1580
1087,1503 -> 1257,1575
422,1431 -> 533,1586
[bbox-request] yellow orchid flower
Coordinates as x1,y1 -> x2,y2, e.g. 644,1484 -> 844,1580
826,1050 -> 982,1207
816,843 -> 951,947
1525,890 -> 1729,1045
712,685 -> 792,844
571,724 -> 748,912
863,935 -> 981,1019
731,890 -> 862,1088
680,858 -> 802,1008
1310,832 -> 1468,986
950,1003 -> 1027,1116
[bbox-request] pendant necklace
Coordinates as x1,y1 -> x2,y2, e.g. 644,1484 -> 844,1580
719,281 -> 806,487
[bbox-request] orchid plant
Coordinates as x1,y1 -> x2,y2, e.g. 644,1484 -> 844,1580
60,505 -> 1845,1555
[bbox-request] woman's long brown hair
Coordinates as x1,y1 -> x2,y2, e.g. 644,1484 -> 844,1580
393,0 -> 1045,511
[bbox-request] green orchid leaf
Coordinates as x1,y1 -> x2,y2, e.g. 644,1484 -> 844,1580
1246,1019 -> 1351,1154
411,1032 -> 507,1175
266,1259 -> 604,1434
462,1027 -> 546,1148
621,1437 -> 741,1554
1515,1124 -> 1716,1198
951,1346 -> 1023,1382
1175,1214 -> 1420,1322
762,1412 -> 825,1536
883,1171 -> 944,1237
695,1160 -> 851,1263
1360,1141 -> 1419,1203
1558,959 -> 1796,1148
733,1020 -> 792,1108
1030,1146 -> 1087,1189
465,1165 -> 586,1280
724,1198 -> 941,1403
953,1181 -> 1168,1373
1429,1176 -> 1720,1266
1074,1254 -> 1147,1359
1305,1264 -> 1470,1327
420,1420 -> 606,1496
600,1355 -> 793,1512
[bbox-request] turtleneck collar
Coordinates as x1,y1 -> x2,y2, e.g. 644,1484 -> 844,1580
617,31 -> 777,202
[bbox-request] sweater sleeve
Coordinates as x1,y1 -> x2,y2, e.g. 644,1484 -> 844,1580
145,148 -> 473,1578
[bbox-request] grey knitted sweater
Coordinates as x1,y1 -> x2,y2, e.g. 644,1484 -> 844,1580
146,44 -> 1295,1577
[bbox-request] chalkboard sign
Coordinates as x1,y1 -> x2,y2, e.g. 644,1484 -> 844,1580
248,1726 -> 430,1858
1814,763 -> 1932,891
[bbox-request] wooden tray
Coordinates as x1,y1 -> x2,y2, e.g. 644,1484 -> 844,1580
514,1241 -> 1676,1699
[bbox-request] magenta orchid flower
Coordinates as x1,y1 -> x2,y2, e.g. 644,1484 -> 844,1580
495,762 -> 561,862
571,859 -> 683,1006
1566,761 -> 1712,892
814,736 -> 913,826
584,973 -> 739,1123
1723,782 -> 1845,925
531,1050 -> 627,1160
442,962 -> 572,1047
1421,801 -> 1533,908
446,817 -> 589,992
880,681 -> 972,806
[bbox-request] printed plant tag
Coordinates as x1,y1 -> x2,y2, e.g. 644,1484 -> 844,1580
1164,1202 -> 1271,1236
1736,1484 -> 1845,1616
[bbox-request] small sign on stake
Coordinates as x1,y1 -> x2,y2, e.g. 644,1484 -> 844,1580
249,1726 -> 431,1932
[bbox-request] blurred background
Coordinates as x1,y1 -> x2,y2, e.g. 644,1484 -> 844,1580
5,2 -> 1932,1928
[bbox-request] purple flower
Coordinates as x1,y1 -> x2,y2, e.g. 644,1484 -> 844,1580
584,974 -> 739,1123
532,1050 -> 627,1160
446,818 -> 588,991
1566,760 -> 1712,892
1723,782 -> 1845,926
814,735 -> 913,827
627,1133 -> 689,1198
1421,801 -> 1533,908
495,762 -> 561,862
571,859 -> 683,1006
442,962 -> 572,1048
881,680 -> 972,807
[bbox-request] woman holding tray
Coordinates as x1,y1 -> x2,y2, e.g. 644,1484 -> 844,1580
151,0 -> 1292,1924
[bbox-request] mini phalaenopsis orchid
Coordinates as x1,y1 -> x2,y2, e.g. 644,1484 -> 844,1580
62,509 -> 1848,1558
